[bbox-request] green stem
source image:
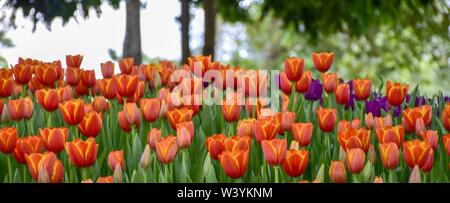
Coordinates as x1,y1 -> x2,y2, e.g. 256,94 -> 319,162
274,166 -> 279,183
7,155 -> 13,183
81,167 -> 90,181
27,119 -> 34,135
47,112 -> 53,127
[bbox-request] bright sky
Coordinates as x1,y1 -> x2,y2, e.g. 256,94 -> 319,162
2,0 -> 205,75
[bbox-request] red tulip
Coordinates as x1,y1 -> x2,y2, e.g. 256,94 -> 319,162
166,108 -> 193,130
147,128 -> 162,150
114,74 -> 139,98
13,136 -> 44,164
353,79 -> 372,100
280,71 -> 292,95
108,150 -> 124,171
253,117 -> 280,143
335,83 -> 350,105
65,137 -> 98,168
65,67 -> 82,86
176,121 -> 194,149
34,64 -> 58,87
282,149 -> 308,177
316,107 -> 337,133
329,161 -> 347,183
39,127 -> 68,153
66,54 -> 83,68
13,64 -> 33,84
156,136 -> 178,164
312,52 -> 334,73
322,73 -> 338,94
78,111 -> 102,138
375,125 -> 404,148
118,102 -> 142,132
338,127 -> 371,152
188,55 -> 211,77
92,96 -> 110,113
206,134 -> 227,160
442,103 -> 450,132
261,139 -> 287,166
0,127 -> 18,154
402,105 -> 432,133
224,136 -> 251,153
403,140 -> 434,172
236,118 -> 255,138
379,143 -> 400,170
291,122 -> 313,147
218,149 -> 249,179
296,71 -> 312,93
0,77 -> 14,97
222,97 -> 241,123
81,69 -> 96,88
118,58 -> 134,75
443,134 -> 450,156
8,97 -> 34,120
140,98 -> 161,122
59,99 -> 85,125
281,112 -> 296,132
284,57 -> 304,82
36,88 -> 60,112
101,61 -> 115,78
25,152 -> 64,183
345,148 -> 365,174
420,130 -> 438,150
386,81 -> 408,106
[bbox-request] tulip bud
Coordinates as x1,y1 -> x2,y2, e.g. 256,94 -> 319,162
365,113 -> 374,129
140,145 -> 151,169
338,146 -> 346,161
82,179 -> 93,183
409,165 -> 421,183
362,162 -> 374,182
415,117 -> 425,136
114,165 -> 123,183
38,165 -> 50,183
367,144 -> 376,164
290,140 -> 299,150
314,164 -> 325,183
373,176 -> 384,183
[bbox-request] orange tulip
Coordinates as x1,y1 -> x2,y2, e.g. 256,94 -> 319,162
224,136 -> 251,153
59,99 -> 85,125
312,52 -> 334,73
101,61 -> 115,78
81,69 -> 96,88
34,64 -> 58,87
96,176 -> 114,183
188,55 -> 211,77
206,134 -> 227,160
166,108 -> 193,130
0,77 -> 14,97
12,64 -> 33,84
386,81 -> 408,106
114,74 -> 139,98
335,83 -> 350,105
78,111 -> 102,138
442,103 -> 450,132
338,127 -> 371,152
176,121 -> 194,149
420,130 -> 438,150
261,139 -> 287,166
8,97 -> 34,120
218,149 -> 249,179
36,88 -> 60,112
65,137 -> 98,168
0,127 -> 18,154
353,79 -> 372,100
281,112 -> 296,132
237,118 -> 255,138
322,73 -> 338,94
443,134 -> 450,156
118,102 -> 142,132
57,85 -> 72,102
92,96 -> 110,113
156,136 -> 178,164
140,98 -> 161,122
296,71 -> 312,93
118,58 -> 134,75
374,115 -> 393,129
365,113 -> 375,129
292,122 -> 313,147
379,143 -> 400,170
0,68 -> 13,79
65,67 -> 82,86
222,99 -> 241,122
375,125 -> 404,148
97,78 -> 116,99
66,54 -> 83,68
253,118 -> 280,143
108,150 -> 124,171
25,152 -> 64,183
316,107 -> 337,133
147,128 -> 162,150
403,140 -> 434,172
280,71 -> 292,95
13,136 -> 44,164
373,176 -> 384,183
402,105 -> 432,133
39,127 -> 68,153
282,149 -> 308,177
284,57 -> 304,82
345,148 -> 365,174
329,160 -> 347,183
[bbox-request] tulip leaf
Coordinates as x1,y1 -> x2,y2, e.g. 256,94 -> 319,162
13,169 -> 22,183
132,134 -> 143,171
408,84 -> 419,107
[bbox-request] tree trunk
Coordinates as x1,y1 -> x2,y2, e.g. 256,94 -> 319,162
123,0 -> 142,64
202,0 -> 216,60
180,0 -> 191,64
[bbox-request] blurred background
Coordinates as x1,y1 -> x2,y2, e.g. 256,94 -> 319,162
0,0 -> 448,95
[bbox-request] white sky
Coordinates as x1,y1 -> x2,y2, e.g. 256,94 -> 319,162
1,0 -> 205,75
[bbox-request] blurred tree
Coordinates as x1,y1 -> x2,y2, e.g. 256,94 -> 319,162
179,0 -> 191,64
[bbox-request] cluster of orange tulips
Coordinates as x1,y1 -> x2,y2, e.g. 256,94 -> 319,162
0,52 -> 449,183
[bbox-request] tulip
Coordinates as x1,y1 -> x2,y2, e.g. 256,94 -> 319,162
444,134 -> 450,156
206,134 -> 227,160
118,102 -> 142,132
166,108 -> 193,130
296,71 -> 312,93
442,103 -> 450,132
101,61 -> 115,78
322,73 -> 338,94
65,67 -> 82,86
222,99 -> 241,123
13,136 -> 45,164
236,118 -> 255,138
97,78 -> 117,99
353,79 -> 372,100
114,74 -> 139,98
338,127 -> 371,152
59,99 -> 85,125
329,161 -> 347,183
65,137 -> 98,168
402,105 -> 432,133
373,176 -> 384,183
39,127 -> 68,153
281,112 -> 296,132
0,77 -> 14,97
291,122 -> 313,147
0,127 -> 18,154
118,58 -> 134,75
81,69 -> 96,88
316,107 -> 337,133
156,136 -> 178,164
12,64 -> 33,84
8,97 -> 34,120
176,121 -> 194,149
0,68 -> 12,79
386,81 -> 409,106
140,145 -> 152,169
147,128 -> 162,150
379,143 -> 399,170
78,111 -> 102,138
57,85 -> 72,102
261,139 -> 287,166
403,140 -> 434,172
253,118 -> 280,143
140,98 -> 161,122
420,130 -> 438,150
66,54 -> 83,67
365,113 -> 375,129
284,57 -> 304,82
96,176 -> 114,183
25,152 -> 64,183
409,165 -> 421,183
224,136 -> 251,153
35,88 -> 60,112
92,96 -> 110,113
374,115 -> 393,129
335,83 -> 350,105
108,150 -> 125,171
218,150 -> 249,179
375,126 -> 404,149
34,64 -> 58,87
279,71 -> 292,95
312,52 -> 334,73
282,149 -> 308,177
188,55 -> 211,77
345,148 -> 365,174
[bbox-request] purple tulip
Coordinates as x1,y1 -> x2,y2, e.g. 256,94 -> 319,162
305,79 -> 323,101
